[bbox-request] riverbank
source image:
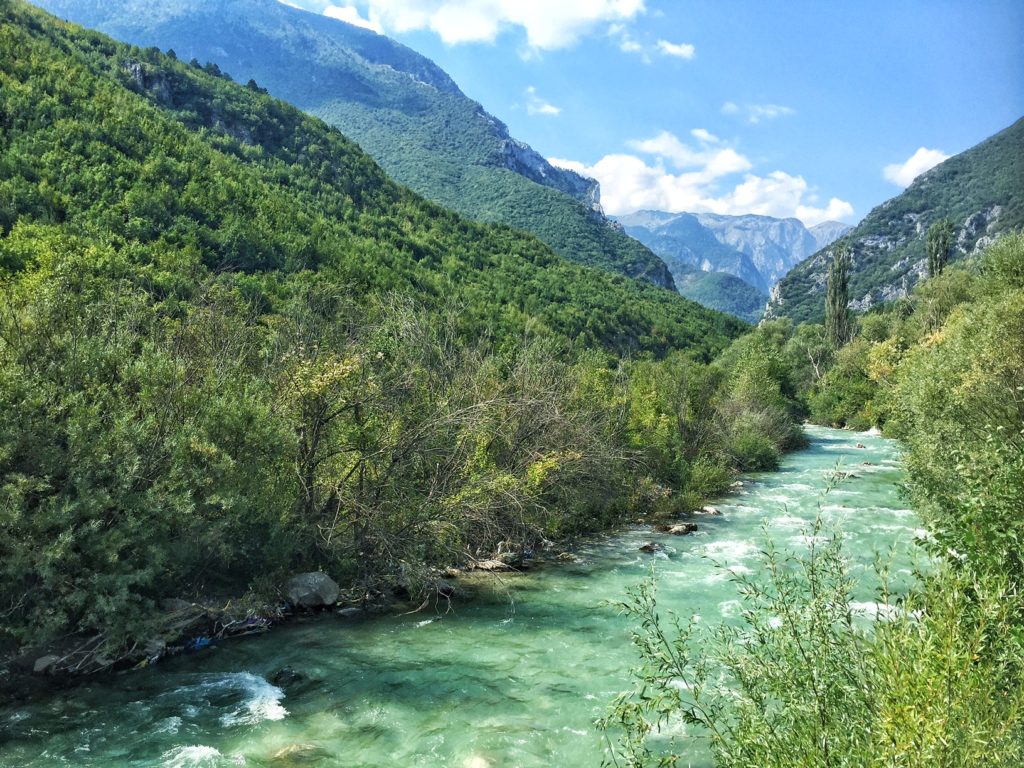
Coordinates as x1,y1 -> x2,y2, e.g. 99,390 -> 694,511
0,427 -> 918,767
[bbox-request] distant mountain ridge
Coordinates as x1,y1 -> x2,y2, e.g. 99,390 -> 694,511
767,117 -> 1024,323
614,210 -> 850,321
35,0 -> 674,288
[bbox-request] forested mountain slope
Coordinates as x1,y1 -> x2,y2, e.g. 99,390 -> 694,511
34,0 -> 676,288
768,117 -> 1024,323
0,1 -> 767,674
674,266 -> 769,324
1,3 -> 739,359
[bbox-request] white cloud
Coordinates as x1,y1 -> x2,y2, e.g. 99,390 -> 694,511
690,128 -> 719,144
525,85 -> 561,116
550,130 -> 853,227
348,0 -> 646,50
627,130 -> 750,176
656,39 -> 695,59
324,4 -> 384,32
722,101 -> 795,124
883,147 -> 949,187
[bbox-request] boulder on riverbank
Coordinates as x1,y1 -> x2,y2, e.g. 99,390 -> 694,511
284,572 -> 340,609
469,559 -> 512,572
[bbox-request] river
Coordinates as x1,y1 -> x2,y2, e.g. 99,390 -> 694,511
0,426 -> 922,767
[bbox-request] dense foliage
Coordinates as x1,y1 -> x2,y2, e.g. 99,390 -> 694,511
824,243 -> 852,347
607,234 -> 1024,766
771,116 -> 1024,323
0,2 -> 804,666
675,267 -> 767,324
34,0 -> 677,288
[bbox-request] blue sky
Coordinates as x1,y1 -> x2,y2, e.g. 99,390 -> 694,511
283,1 -> 1023,226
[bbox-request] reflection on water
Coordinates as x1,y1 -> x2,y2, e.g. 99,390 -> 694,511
0,426 -> 919,767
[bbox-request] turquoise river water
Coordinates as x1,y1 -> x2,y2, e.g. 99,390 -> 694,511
0,426 -> 923,767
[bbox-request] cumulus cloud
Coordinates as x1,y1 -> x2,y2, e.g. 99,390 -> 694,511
690,128 -> 719,144
656,39 -> 695,59
550,130 -> 853,227
525,86 -> 561,116
336,0 -> 646,50
721,101 -> 795,124
324,3 -> 383,32
883,147 -> 949,187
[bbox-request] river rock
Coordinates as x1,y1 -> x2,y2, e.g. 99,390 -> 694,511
639,542 -> 663,553
471,559 -> 511,572
284,572 -> 340,608
271,666 -> 304,687
32,654 -> 60,674
667,523 -> 698,535
270,743 -> 329,763
336,606 -> 364,619
701,505 -> 722,515
855,443 -> 866,449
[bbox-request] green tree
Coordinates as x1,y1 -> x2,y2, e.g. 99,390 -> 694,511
925,218 -> 954,277
825,243 -> 852,348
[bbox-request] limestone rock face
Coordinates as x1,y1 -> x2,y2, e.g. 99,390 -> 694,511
285,572 -> 340,608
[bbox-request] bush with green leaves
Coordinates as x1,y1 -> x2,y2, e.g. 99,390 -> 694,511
603,518 -> 1024,767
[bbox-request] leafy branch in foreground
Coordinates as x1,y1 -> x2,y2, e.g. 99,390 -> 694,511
601,512 -> 1024,767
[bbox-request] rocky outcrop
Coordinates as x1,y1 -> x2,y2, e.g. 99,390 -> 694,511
284,572 -> 340,608
497,136 -> 601,211
616,210 -> 839,302
768,118 -> 1023,323
809,221 -> 854,251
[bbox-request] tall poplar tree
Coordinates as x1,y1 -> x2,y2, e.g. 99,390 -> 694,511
825,243 -> 852,348
926,218 -> 954,277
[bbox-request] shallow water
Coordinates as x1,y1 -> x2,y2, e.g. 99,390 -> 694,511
0,426 -> 920,767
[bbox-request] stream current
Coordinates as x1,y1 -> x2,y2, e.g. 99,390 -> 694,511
0,426 -> 922,767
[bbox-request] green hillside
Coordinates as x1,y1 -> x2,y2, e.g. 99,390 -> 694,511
769,117 -> 1024,323
1,1 -> 776,668
34,0 -> 676,289
676,268 -> 768,324
1,5 -> 739,360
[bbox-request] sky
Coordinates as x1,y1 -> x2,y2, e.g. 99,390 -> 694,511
282,0 -> 1023,227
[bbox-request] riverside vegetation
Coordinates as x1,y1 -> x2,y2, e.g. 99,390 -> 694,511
604,234 -> 1024,766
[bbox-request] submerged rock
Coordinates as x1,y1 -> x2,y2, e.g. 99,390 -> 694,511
271,666 -> 304,687
284,572 -> 340,608
639,542 -> 663,554
270,743 -> 329,764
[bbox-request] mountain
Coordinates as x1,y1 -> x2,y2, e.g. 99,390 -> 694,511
768,117 -> 1024,323
32,0 -> 676,289
1,2 -> 743,360
616,210 -> 767,291
616,210 -> 837,296
809,220 -> 853,251
674,266 -> 769,324
692,213 -> 823,291
614,210 -> 850,321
